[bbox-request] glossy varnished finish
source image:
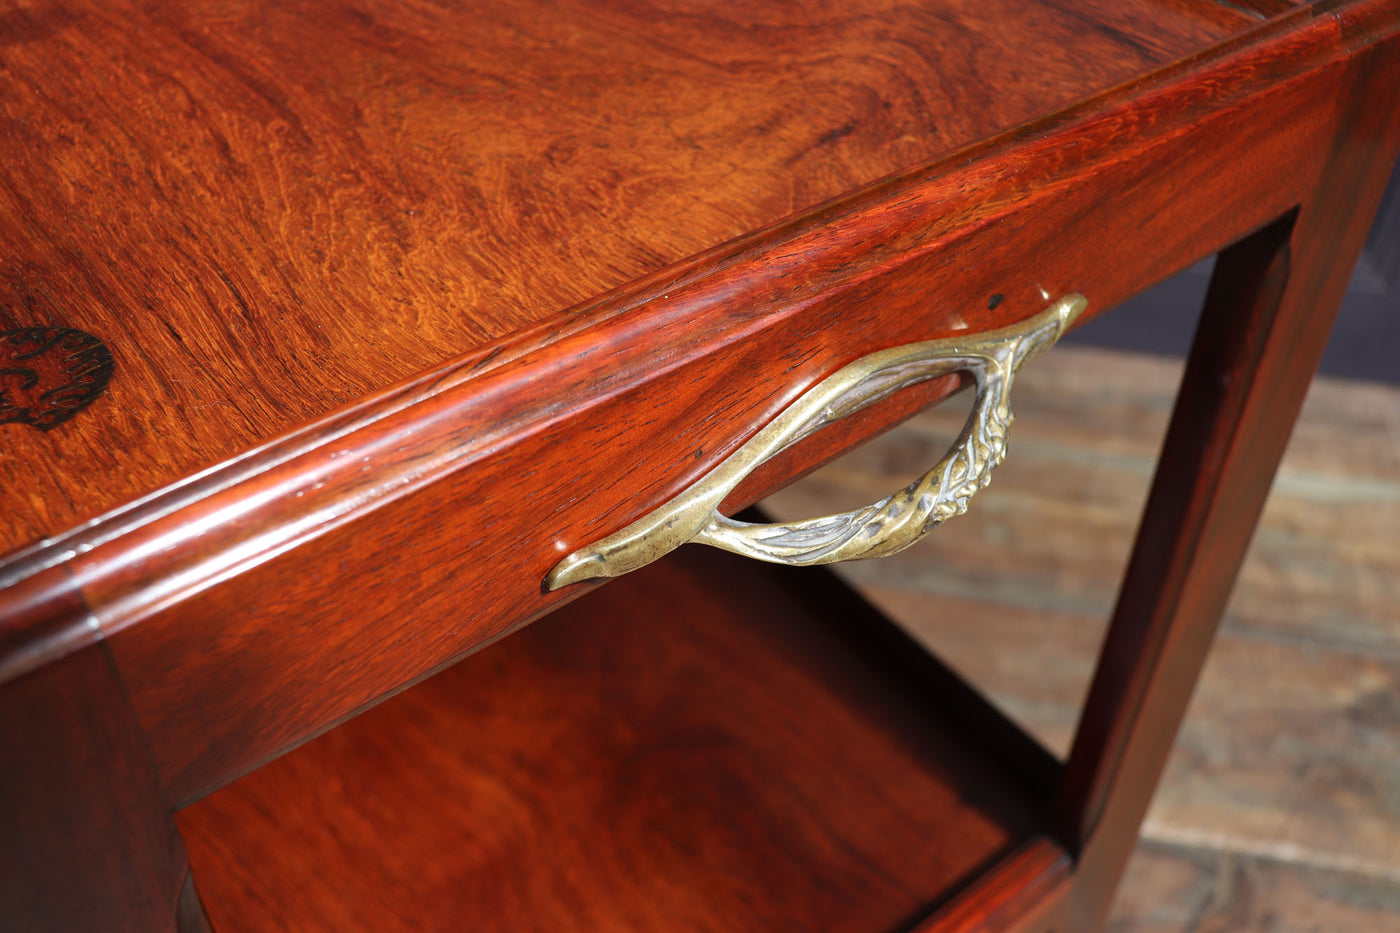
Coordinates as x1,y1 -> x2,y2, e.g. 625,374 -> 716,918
0,0 -> 1278,686
2,1 -> 1399,930
1054,33 -> 1400,931
913,840 -> 1073,932
178,547 -> 1048,932
111,15 -> 1392,806
0,0 -> 1249,553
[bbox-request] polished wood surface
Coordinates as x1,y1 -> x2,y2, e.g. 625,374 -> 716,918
178,547 -> 1050,932
7,8 -> 1378,810
766,346 -> 1400,929
0,0 -> 1249,554
0,0 -> 1319,667
1059,37 -> 1400,929
3,1 -> 1398,930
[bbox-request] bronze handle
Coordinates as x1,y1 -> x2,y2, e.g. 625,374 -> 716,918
547,294 -> 1087,590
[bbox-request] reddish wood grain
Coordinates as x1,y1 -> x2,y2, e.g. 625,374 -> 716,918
92,16 -> 1373,806
178,547 -> 1043,932
1054,28 -> 1400,932
0,643 -> 190,933
915,840 -> 1073,932
2,2 -> 1398,931
0,0 -> 1250,555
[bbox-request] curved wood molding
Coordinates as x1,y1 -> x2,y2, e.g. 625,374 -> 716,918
1,6 -> 1392,693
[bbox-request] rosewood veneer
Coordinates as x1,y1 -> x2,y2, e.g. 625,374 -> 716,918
2,1 -> 1398,930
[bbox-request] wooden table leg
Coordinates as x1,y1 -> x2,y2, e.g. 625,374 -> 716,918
0,637 -> 204,932
1051,42 -> 1400,932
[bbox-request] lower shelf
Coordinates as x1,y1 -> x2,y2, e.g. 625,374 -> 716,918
179,547 -> 1060,931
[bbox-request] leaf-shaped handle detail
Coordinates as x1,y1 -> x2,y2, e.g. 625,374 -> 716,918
546,294 -> 1087,590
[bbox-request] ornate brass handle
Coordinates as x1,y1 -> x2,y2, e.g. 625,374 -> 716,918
547,294 -> 1087,590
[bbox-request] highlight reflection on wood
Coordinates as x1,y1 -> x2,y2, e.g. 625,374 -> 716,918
6,2 -> 1400,929
0,0 -> 1244,553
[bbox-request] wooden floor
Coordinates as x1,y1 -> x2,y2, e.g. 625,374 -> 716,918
762,345 -> 1400,932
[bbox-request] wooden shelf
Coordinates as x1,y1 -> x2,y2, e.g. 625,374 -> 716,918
5,4 -> 1400,931
179,547 -> 1062,931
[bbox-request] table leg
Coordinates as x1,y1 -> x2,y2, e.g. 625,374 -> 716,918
0,639 -> 204,932
1052,41 -> 1400,932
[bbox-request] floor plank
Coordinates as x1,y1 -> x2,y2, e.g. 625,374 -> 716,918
1109,840 -> 1400,933
762,345 -> 1400,928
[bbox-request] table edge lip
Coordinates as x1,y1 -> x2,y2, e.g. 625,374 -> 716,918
1,1 -> 1389,684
